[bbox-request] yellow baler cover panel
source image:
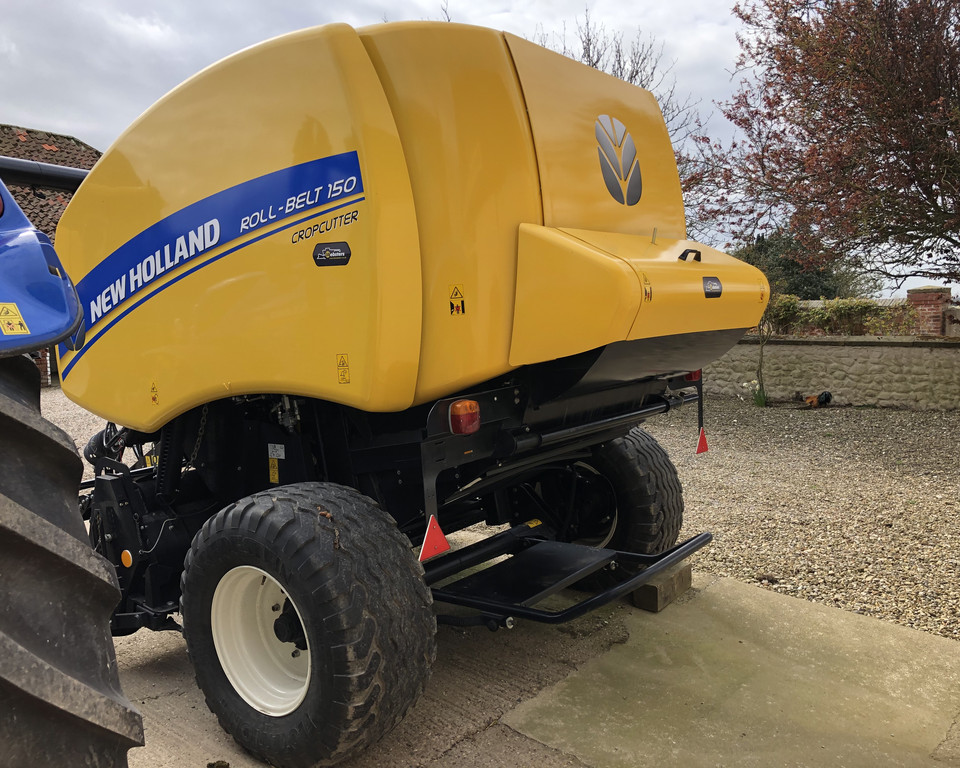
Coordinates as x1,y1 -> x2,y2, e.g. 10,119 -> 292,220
509,224 -> 642,366
57,21 -> 767,429
504,34 -> 687,241
56,25 -> 422,431
562,229 -> 769,342
358,24 -> 543,404
510,226 -> 769,366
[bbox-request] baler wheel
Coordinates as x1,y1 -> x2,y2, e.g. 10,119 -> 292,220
180,481 -> 436,768
0,355 -> 144,766
596,426 -> 684,556
535,426 -> 683,588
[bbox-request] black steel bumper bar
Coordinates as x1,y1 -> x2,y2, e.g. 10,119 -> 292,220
424,521 -> 547,586
514,390 -> 700,453
431,531 -> 713,625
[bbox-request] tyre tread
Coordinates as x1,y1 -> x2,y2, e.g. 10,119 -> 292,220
592,426 -> 683,556
181,481 -> 435,768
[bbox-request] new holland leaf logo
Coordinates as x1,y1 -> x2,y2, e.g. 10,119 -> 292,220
595,115 -> 642,206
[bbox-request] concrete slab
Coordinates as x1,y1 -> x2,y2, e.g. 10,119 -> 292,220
427,724 -> 589,768
116,603 -> 633,767
504,575 -> 960,768
114,574 -> 960,767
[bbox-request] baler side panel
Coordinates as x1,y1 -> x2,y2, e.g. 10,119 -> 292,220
358,23 -> 543,405
509,224 -> 642,366
56,25 -> 423,431
560,228 -> 770,341
509,225 -> 769,367
503,34 -> 687,241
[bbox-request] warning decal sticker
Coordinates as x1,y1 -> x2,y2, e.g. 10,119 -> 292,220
337,354 -> 350,384
0,304 -> 30,335
449,285 -> 466,316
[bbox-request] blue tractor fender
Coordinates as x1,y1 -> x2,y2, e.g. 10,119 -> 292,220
0,176 -> 83,357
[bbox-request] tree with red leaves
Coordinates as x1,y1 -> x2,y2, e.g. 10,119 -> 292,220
697,0 -> 960,285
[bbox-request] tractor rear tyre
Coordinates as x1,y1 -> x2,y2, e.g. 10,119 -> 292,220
180,482 -> 436,768
0,355 -> 143,766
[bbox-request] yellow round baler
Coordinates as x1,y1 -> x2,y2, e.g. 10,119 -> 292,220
56,23 -> 767,768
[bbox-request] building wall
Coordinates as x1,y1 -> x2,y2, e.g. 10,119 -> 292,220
908,287 -> 952,336
705,338 -> 960,410
32,349 -> 52,388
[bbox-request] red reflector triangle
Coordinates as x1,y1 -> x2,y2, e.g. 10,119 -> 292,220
418,514 -> 451,562
696,427 -> 709,454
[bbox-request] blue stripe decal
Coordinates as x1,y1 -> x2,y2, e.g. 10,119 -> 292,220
60,194 -> 365,381
75,152 -> 362,334
62,152 -> 363,380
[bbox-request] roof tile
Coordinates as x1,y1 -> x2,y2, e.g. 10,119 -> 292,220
1,124 -> 101,242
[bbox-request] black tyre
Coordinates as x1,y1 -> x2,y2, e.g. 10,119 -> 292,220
0,355 -> 143,766
534,427 -> 682,583
180,482 -> 436,768
593,426 -> 683,555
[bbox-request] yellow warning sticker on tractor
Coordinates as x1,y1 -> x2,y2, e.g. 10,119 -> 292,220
268,457 -> 279,483
0,303 -> 29,335
337,354 -> 350,384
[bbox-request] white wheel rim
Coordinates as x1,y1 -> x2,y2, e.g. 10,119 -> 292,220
211,565 -> 311,716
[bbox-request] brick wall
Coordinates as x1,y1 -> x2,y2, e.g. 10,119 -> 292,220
30,348 -> 52,387
907,287 -> 952,336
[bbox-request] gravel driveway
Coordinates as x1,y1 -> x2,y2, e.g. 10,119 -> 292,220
41,387 -> 960,641
649,395 -> 960,642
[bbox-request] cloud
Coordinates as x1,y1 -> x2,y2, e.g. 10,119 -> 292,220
102,11 -> 178,49
0,33 -> 19,63
1,0 -> 742,151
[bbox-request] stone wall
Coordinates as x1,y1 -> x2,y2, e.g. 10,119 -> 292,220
704,337 -> 960,410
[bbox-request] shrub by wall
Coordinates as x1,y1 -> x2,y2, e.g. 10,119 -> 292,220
765,295 -> 918,336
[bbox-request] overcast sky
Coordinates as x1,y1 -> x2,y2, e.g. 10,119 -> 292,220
5,1 -> 949,295
2,0 -> 743,151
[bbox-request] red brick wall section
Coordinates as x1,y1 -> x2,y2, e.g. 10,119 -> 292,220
32,349 -> 51,387
907,287 -> 952,336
